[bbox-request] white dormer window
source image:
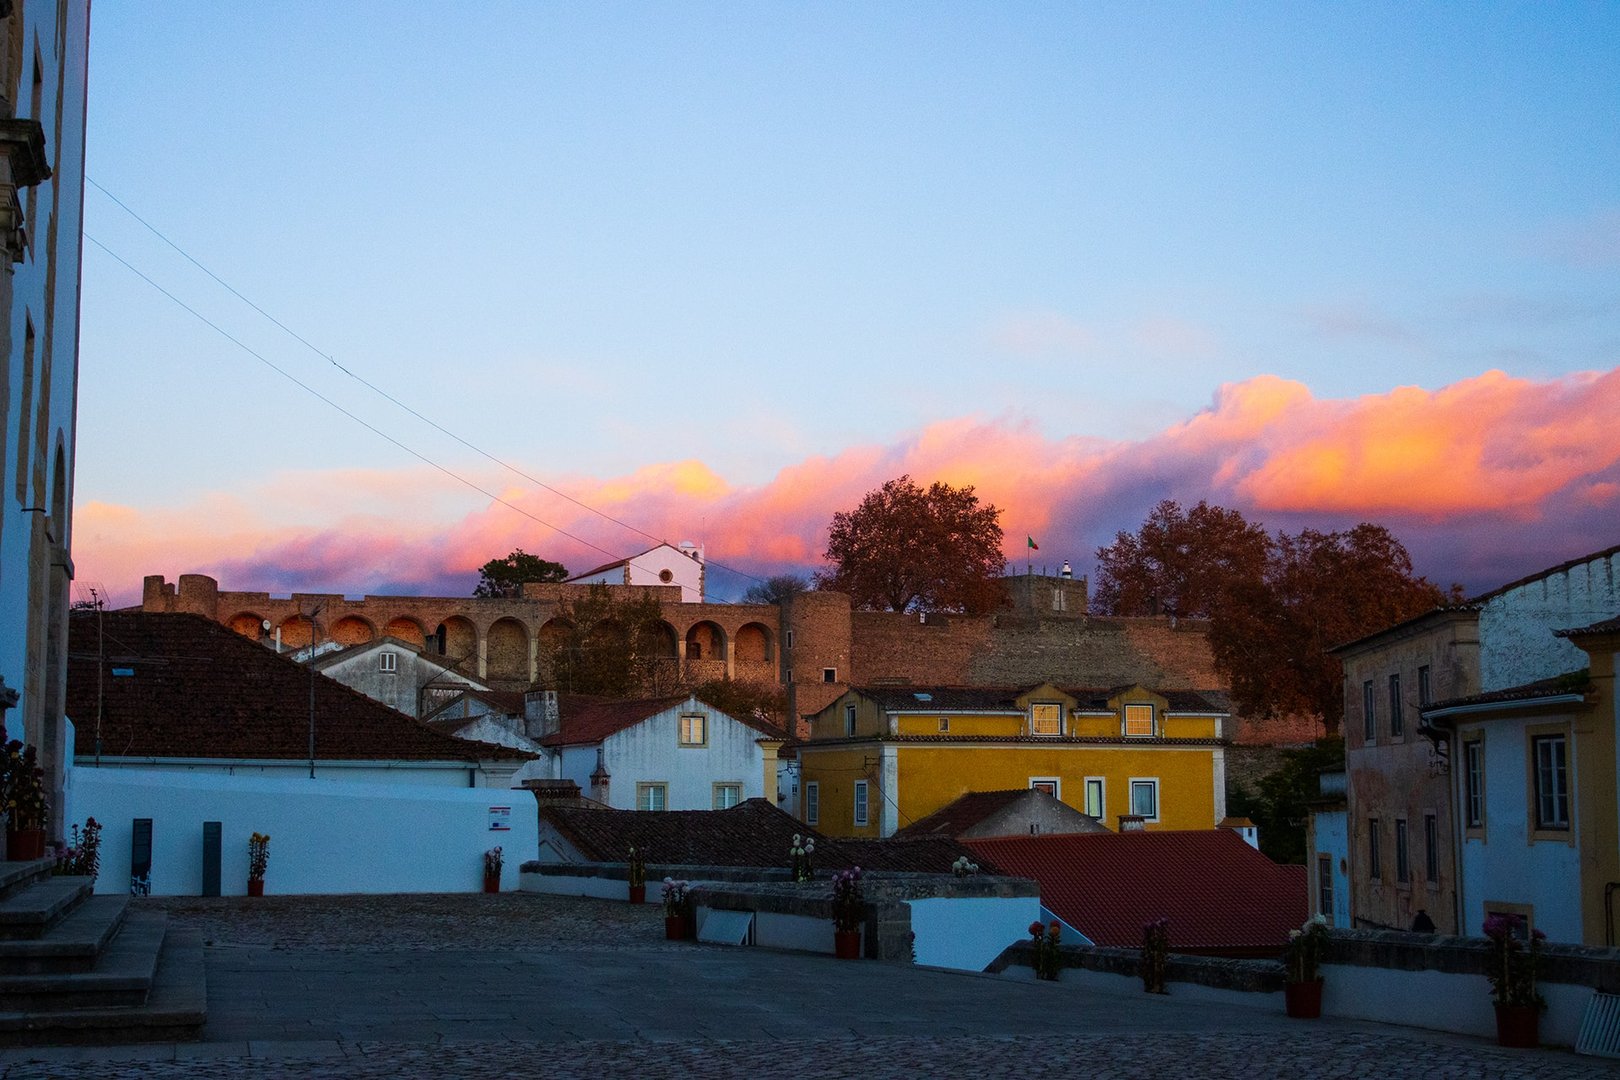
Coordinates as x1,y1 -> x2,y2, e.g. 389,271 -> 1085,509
1123,703 -> 1155,737
1031,703 -> 1062,737
378,651 -> 398,674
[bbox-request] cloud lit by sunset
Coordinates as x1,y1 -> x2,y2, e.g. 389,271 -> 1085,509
73,369 -> 1620,605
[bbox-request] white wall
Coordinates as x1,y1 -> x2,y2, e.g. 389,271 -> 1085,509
64,766 -> 536,896
569,543 -> 704,603
318,644 -> 479,718
1321,961 -> 1594,1047
1478,551 -> 1619,691
557,698 -> 765,810
910,895 -> 1040,970
77,758 -> 495,788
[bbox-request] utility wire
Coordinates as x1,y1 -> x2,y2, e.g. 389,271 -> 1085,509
85,177 -> 766,590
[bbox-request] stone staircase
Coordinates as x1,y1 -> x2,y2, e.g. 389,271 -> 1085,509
0,859 -> 205,1044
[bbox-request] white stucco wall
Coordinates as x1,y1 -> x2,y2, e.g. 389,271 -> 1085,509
1457,710 -> 1584,941
64,766 -> 536,897
1478,550 -> 1619,691
318,645 -> 479,718
568,543 -> 705,603
555,698 -> 765,810
73,757 -> 514,788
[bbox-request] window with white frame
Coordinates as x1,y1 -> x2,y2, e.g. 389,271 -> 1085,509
713,783 -> 742,810
1029,778 -> 1059,799
1084,778 -> 1105,820
636,783 -> 668,812
823,667 -> 837,683
679,713 -> 707,746
805,781 -> 820,825
1533,735 -> 1570,831
1464,740 -> 1485,829
1317,854 -> 1334,924
1123,703 -> 1155,738
378,651 -> 397,674
1128,779 -> 1159,820
1031,703 -> 1062,737
853,781 -> 870,827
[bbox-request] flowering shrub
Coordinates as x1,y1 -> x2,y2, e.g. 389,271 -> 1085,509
662,877 -> 691,918
1284,914 -> 1329,983
627,845 -> 646,888
1140,917 -> 1169,994
53,818 -> 101,881
2,741 -> 47,830
952,856 -> 980,877
1030,920 -> 1062,980
484,846 -> 504,877
248,833 -> 270,882
1483,913 -> 1546,1009
789,833 -> 816,882
830,866 -> 864,933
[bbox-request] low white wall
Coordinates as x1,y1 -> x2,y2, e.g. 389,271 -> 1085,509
911,895 -> 1041,971
520,869 -> 660,904
747,910 -> 837,954
65,767 -> 536,896
1321,962 -> 1593,1046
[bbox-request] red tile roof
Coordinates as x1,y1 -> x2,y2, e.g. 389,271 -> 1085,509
540,694 -> 787,748
66,612 -> 534,764
963,829 -> 1307,955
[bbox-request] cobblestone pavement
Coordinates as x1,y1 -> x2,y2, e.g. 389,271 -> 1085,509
0,894 -> 1612,1078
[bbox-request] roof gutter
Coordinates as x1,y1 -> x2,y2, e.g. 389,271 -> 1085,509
1420,693 -> 1586,723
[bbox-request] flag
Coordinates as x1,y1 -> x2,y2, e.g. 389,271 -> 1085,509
1027,536 -> 1039,551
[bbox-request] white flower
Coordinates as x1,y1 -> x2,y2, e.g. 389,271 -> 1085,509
792,834 -> 802,845
805,840 -> 815,853
1309,914 -> 1328,928
1288,929 -> 1301,940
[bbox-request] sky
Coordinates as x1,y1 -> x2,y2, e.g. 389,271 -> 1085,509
72,3 -> 1620,605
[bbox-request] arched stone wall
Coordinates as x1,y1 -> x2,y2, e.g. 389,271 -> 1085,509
486,617 -> 531,683
331,615 -> 376,647
227,612 -> 264,639
383,616 -> 426,649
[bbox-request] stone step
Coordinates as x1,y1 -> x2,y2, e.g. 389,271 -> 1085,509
0,861 -> 55,904
0,925 -> 206,1045
0,876 -> 96,940
0,895 -> 129,974
0,909 -> 163,1012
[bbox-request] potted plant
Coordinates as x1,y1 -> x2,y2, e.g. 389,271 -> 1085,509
627,845 -> 647,904
1029,920 -> 1062,980
952,856 -> 980,877
2,741 -> 47,860
830,866 -> 864,958
483,846 -> 503,893
52,818 -> 101,881
789,834 -> 816,883
1484,913 -> 1546,1048
247,832 -> 270,896
1283,914 -> 1329,1018
1140,917 -> 1169,993
662,878 -> 691,940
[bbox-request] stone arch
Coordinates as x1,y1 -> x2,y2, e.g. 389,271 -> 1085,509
486,617 -> 531,683
437,616 -> 477,662
685,620 -> 727,662
278,615 -> 317,650
536,617 -> 574,683
227,611 -> 266,640
331,615 -> 376,647
648,621 -> 680,659
734,622 -> 774,663
383,616 -> 426,649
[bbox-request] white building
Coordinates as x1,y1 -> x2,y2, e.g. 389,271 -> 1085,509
565,541 -> 706,603
306,636 -> 485,719
538,693 -> 785,812
0,0 -> 90,840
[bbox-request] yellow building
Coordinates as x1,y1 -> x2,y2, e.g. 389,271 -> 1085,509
797,683 -> 1229,838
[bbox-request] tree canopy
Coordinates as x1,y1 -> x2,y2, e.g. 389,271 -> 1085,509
815,475 -> 1007,614
1095,503 -> 1448,732
474,549 -> 569,598
546,585 -> 678,697
742,574 -> 811,605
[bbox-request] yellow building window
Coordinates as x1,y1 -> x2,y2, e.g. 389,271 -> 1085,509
1123,703 -> 1155,737
1031,703 -> 1063,737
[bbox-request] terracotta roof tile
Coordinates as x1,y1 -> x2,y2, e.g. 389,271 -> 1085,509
1424,671 -> 1591,713
850,686 -> 1226,714
66,612 -> 534,764
963,829 -> 1307,954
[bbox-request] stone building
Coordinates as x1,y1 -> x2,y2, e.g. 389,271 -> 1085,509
0,0 -> 89,840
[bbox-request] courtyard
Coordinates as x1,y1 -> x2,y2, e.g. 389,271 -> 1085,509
0,893 -> 1612,1079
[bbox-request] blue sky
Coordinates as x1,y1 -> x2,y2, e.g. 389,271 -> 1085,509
72,3 -> 1620,601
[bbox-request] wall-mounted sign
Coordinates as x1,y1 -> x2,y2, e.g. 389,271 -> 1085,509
488,806 -> 511,831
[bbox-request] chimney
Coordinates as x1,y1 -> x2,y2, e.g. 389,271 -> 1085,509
590,747 -> 611,805
525,689 -> 560,740
523,778 -> 583,806
1118,814 -> 1147,832
1218,816 -> 1259,850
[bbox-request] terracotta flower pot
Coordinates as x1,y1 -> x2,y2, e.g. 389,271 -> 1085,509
665,915 -> 688,940
483,873 -> 500,894
1284,978 -> 1323,1019
629,884 -> 646,905
834,929 -> 861,959
1495,1003 -> 1539,1048
6,828 -> 44,861
247,879 -> 265,897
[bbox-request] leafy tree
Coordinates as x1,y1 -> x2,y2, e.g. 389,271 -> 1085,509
1093,500 -> 1270,618
691,678 -> 789,732
547,585 -> 679,696
474,549 -> 569,598
1210,524 -> 1448,733
742,574 -> 811,605
1227,739 -> 1345,864
815,475 -> 1007,614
